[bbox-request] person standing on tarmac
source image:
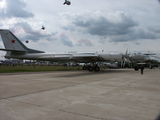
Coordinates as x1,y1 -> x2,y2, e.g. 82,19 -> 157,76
140,65 -> 144,74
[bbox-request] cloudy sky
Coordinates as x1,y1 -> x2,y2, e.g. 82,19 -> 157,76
0,0 -> 160,59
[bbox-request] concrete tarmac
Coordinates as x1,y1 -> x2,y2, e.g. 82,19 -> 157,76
0,69 -> 160,120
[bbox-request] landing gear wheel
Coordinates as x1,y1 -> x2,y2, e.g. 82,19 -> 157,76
94,66 -> 100,72
88,66 -> 94,71
134,67 -> 139,71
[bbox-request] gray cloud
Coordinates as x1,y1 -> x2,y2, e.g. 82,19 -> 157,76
61,11 -> 158,43
0,0 -> 34,18
60,33 -> 73,47
61,26 -> 75,32
72,12 -> 139,36
10,22 -> 56,42
148,27 -> 160,33
134,42 -> 140,45
109,29 -> 157,42
0,23 -> 2,27
76,39 -> 93,46
134,29 -> 156,39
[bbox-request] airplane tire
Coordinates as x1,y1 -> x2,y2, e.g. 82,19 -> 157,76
83,66 -> 87,70
134,67 -> 139,71
88,66 -> 94,71
94,66 -> 100,72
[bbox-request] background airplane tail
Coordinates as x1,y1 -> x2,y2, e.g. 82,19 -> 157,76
0,29 -> 45,53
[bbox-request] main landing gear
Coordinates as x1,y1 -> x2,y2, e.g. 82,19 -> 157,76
83,65 -> 100,72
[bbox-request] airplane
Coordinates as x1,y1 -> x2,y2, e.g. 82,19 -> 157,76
0,29 -> 125,72
41,26 -> 45,30
25,40 -> 29,43
63,0 -> 71,5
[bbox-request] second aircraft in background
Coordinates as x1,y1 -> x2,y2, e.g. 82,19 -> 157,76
63,0 -> 71,5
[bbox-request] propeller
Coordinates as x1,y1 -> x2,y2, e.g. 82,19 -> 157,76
121,49 -> 131,68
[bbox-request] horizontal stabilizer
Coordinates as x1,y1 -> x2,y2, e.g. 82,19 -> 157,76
0,48 -> 27,53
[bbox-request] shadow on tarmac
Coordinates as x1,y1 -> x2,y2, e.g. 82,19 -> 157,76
55,69 -> 135,78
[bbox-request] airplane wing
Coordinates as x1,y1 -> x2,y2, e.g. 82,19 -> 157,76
150,56 -> 160,59
38,53 -> 100,63
70,53 -> 101,63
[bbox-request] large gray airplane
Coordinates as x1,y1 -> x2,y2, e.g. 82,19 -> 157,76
0,29 -> 123,71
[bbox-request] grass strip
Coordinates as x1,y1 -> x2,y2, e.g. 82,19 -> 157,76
0,65 -> 82,73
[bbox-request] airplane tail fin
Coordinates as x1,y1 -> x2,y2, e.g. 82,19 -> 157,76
0,29 -> 45,54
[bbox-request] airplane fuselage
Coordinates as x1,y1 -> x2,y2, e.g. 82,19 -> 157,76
5,52 -> 123,63
129,54 -> 150,63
